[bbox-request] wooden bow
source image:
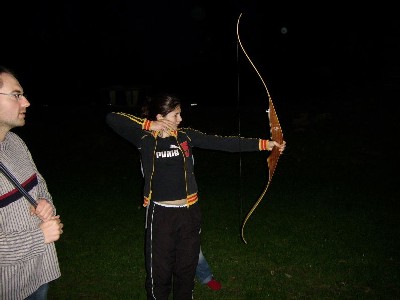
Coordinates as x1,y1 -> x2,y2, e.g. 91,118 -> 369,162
237,13 -> 284,244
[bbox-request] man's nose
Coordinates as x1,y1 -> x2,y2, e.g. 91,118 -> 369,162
20,97 -> 30,107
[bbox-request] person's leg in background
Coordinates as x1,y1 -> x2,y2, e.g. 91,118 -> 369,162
196,247 -> 222,291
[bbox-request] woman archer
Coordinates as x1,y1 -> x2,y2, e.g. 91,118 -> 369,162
106,93 -> 285,300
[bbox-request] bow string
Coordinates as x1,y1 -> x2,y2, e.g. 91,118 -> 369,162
237,13 -> 284,244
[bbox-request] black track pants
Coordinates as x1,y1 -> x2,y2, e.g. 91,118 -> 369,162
145,201 -> 201,300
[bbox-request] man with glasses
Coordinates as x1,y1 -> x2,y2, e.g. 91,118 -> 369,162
0,66 -> 63,300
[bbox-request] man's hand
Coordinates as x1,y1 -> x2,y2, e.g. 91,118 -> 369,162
40,215 -> 64,244
30,199 -> 54,221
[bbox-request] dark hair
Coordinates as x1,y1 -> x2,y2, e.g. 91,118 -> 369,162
0,65 -> 16,88
141,93 -> 181,120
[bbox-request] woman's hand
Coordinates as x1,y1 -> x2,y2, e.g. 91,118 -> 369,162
268,140 -> 286,152
150,120 -> 176,132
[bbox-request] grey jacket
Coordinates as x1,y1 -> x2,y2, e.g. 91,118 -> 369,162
0,132 -> 60,300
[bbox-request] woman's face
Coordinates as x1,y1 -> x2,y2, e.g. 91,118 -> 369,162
159,105 -> 182,130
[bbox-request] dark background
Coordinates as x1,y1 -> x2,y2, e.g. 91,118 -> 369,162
3,1 -> 399,111
2,4 -> 399,298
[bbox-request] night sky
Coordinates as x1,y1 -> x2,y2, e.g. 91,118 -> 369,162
3,2 -> 399,109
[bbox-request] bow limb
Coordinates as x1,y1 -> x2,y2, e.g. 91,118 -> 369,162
237,13 -> 284,244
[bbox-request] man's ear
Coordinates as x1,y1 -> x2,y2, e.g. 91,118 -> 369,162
156,114 -> 163,120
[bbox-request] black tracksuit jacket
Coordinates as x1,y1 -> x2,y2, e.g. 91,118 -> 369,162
106,112 -> 268,206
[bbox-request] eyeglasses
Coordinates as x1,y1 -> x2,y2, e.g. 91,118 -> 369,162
0,92 -> 27,101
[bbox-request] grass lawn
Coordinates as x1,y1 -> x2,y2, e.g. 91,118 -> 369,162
16,92 -> 399,299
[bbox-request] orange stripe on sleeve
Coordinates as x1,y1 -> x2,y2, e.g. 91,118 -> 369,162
143,120 -> 152,131
143,197 -> 150,207
259,139 -> 269,151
